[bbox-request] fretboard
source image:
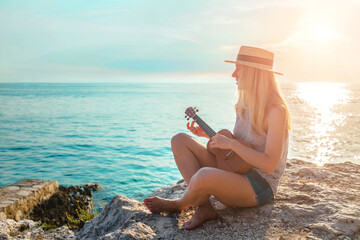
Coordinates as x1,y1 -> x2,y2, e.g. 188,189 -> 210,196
193,115 -> 216,138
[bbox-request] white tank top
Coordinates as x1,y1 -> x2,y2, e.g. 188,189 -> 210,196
233,109 -> 289,195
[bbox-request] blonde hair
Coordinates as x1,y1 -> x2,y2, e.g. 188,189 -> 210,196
234,65 -> 291,136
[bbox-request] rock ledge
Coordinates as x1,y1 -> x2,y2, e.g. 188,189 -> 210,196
0,179 -> 58,221
77,159 -> 360,239
1,159 -> 359,240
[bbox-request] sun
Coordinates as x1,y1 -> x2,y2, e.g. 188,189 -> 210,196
283,11 -> 344,48
307,22 -> 338,41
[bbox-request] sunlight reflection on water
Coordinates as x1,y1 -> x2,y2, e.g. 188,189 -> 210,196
295,82 -> 351,166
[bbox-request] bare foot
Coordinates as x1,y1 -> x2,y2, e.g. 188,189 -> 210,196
183,203 -> 218,230
143,196 -> 180,213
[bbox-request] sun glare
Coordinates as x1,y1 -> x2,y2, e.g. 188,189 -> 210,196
297,82 -> 348,110
296,82 -> 350,166
308,23 -> 338,41
283,10 -> 347,48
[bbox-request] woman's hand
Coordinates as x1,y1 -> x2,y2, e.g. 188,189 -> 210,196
209,133 -> 234,150
187,120 -> 209,138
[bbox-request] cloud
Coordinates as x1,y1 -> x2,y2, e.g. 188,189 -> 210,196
219,45 -> 239,51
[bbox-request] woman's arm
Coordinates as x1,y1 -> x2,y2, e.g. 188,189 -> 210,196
209,106 -> 287,174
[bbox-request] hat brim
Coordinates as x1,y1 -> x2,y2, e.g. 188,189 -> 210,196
224,60 -> 283,75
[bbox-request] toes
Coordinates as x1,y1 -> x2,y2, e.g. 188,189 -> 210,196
143,201 -> 157,213
143,199 -> 153,212
144,197 -> 154,205
185,221 -> 198,230
183,218 -> 199,230
183,220 -> 191,229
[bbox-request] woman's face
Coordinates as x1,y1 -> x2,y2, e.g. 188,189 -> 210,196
232,64 -> 242,84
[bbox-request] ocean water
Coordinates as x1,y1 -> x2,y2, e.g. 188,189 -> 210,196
0,82 -> 359,209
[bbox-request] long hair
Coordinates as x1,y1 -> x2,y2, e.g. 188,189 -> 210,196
234,65 -> 291,136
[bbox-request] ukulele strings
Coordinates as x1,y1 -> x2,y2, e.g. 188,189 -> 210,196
193,115 -> 216,138
193,114 -> 232,159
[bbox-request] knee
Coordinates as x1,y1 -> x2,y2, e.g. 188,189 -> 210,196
171,133 -> 190,150
188,167 -> 214,192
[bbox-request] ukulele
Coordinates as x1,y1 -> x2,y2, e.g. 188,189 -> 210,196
185,107 -> 252,174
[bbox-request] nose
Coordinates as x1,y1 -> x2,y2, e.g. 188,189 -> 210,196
232,69 -> 237,79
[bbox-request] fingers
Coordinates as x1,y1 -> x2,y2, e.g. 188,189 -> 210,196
187,120 -> 198,135
210,134 -> 219,148
186,120 -> 196,129
209,141 -> 215,149
211,134 -> 217,141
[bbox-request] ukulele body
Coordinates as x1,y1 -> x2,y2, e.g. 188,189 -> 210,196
206,129 -> 252,174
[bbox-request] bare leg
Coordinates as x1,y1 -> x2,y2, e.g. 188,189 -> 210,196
144,132 -> 216,203
144,133 -> 218,227
144,134 -> 256,229
170,133 -> 217,184
144,167 -> 257,229
182,199 -> 218,230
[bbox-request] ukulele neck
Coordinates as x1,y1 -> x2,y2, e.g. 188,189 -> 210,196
193,115 -> 216,138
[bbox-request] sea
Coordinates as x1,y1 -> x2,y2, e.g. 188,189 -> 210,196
0,82 -> 359,210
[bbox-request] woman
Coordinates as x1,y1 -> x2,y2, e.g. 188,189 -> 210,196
144,46 -> 291,230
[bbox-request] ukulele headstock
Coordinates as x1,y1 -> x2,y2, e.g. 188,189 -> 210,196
185,107 -> 199,120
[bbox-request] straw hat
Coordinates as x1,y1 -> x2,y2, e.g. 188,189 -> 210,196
225,46 -> 283,75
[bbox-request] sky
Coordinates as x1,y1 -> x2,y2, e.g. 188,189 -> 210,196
0,0 -> 359,83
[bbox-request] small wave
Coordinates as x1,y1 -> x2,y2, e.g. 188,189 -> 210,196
44,153 -> 77,158
62,134 -> 87,138
113,135 -> 126,139
2,146 -> 31,151
136,150 -> 164,157
121,163 -> 147,170
76,144 -> 93,148
62,144 -> 94,149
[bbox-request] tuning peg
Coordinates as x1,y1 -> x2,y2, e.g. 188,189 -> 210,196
196,109 -> 199,112
187,118 -> 190,121
185,115 -> 187,118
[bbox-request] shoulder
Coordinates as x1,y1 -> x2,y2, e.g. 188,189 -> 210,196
267,104 -> 286,120
264,104 -> 287,132
266,104 -> 289,138
264,104 -> 286,133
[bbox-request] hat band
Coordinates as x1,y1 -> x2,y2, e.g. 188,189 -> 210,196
236,54 -> 273,68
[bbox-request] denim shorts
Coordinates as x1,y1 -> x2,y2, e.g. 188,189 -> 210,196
244,168 -> 274,206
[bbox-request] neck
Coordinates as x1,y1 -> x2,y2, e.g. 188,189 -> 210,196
193,115 -> 216,138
